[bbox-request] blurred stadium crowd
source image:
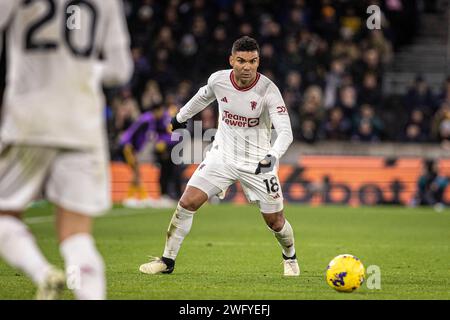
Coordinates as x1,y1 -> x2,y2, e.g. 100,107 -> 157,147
106,0 -> 450,157
2,1 -> 449,157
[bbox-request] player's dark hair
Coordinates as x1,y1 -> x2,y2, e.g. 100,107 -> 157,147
231,36 -> 260,54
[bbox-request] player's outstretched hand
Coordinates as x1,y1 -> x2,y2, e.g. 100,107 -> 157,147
170,116 -> 187,131
255,154 -> 277,174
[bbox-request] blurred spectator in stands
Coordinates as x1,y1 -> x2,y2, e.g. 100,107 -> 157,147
404,75 -> 437,116
174,80 -> 194,106
431,101 -> 450,144
200,107 -> 216,134
280,37 -> 302,76
176,34 -> 199,81
338,84 -> 359,118
230,0 -> 248,29
365,30 -> 393,65
154,25 -> 176,52
152,47 -> 178,93
188,0 -> 214,24
283,70 -> 303,110
351,119 -> 380,143
408,108 -> 430,137
129,0 -> 159,46
129,46 -> 151,98
120,103 -> 180,208
340,7 -> 362,37
192,15 -> 209,49
311,37 -> 330,86
323,107 -> 352,140
298,118 -> 321,144
285,6 -> 308,35
238,22 -> 254,37
432,104 -> 450,150
141,80 -> 163,112
162,91 -> 177,109
299,85 -> 325,122
359,72 -> 382,107
331,28 -> 360,64
324,58 -> 345,109
207,25 -> 231,70
353,48 -> 381,84
297,31 -> 328,87
260,16 -> 283,51
353,104 -> 384,138
214,9 -> 232,32
116,97 -> 140,133
341,72 -> 355,88
436,76 -> 450,106
315,4 -> 339,44
294,85 -> 324,142
261,69 -> 276,83
411,159 -> 448,211
401,123 -> 428,143
259,42 -> 280,81
110,97 -> 141,160
164,2 -> 183,39
152,104 -> 182,205
438,119 -> 450,150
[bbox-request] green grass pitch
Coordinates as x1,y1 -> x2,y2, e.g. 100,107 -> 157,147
0,203 -> 449,300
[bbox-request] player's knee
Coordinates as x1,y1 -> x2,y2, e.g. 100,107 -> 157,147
179,187 -> 208,211
270,221 -> 285,232
265,214 -> 285,232
178,198 -> 201,212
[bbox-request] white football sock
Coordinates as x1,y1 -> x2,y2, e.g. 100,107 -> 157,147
162,204 -> 195,260
60,233 -> 105,300
271,219 -> 296,258
0,215 -> 52,285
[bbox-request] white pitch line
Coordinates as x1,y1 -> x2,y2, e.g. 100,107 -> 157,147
24,207 -> 169,225
25,216 -> 54,224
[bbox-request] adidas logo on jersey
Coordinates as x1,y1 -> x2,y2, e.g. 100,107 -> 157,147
221,97 -> 228,103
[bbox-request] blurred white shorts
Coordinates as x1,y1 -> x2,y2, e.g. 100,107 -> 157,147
0,144 -> 110,216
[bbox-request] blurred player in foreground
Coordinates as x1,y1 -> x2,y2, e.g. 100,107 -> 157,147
120,103 -> 178,208
139,36 -> 299,276
0,0 -> 132,299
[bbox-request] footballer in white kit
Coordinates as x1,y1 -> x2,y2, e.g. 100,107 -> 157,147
0,0 -> 132,299
139,36 -> 300,277
181,68 -> 291,213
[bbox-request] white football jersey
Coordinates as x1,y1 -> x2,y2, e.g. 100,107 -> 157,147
0,0 -> 132,149
177,69 -> 293,171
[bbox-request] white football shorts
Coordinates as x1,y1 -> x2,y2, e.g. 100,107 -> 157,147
0,144 -> 110,216
187,148 -> 284,213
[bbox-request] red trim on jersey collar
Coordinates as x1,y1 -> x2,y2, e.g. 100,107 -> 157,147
230,71 -> 260,91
